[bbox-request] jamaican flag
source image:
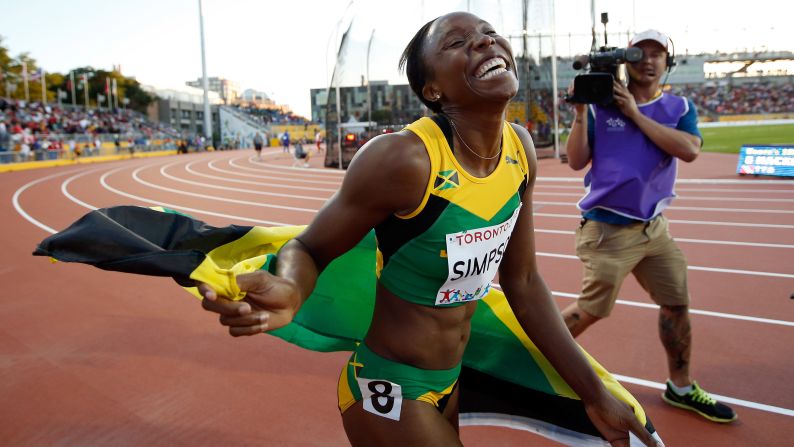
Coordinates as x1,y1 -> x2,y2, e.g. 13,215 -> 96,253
34,206 -> 661,446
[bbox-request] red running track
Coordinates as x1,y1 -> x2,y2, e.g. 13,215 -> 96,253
2,148 -> 793,446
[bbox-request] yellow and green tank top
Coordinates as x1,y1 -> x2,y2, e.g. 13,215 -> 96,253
375,116 -> 529,307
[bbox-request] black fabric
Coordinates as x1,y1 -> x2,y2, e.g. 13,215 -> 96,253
33,206 -> 249,286
459,366 -> 602,438
374,194 -> 449,265
436,380 -> 459,414
458,366 -> 656,439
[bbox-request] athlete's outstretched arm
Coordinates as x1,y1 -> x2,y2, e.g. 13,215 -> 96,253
498,124 -> 659,447
200,131 -> 431,335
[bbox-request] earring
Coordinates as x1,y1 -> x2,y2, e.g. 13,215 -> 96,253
432,93 -> 440,101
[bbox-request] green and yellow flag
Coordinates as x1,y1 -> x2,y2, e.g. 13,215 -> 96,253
34,205 -> 659,446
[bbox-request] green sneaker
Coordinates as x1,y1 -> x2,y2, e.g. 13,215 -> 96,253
662,381 -> 737,423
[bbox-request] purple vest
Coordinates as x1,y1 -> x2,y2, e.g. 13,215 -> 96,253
577,93 -> 688,221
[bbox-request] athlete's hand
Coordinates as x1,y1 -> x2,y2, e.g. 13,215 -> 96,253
612,80 -> 639,120
584,391 -> 663,447
199,271 -> 301,336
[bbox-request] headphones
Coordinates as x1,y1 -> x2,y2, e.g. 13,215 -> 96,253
666,36 -> 677,73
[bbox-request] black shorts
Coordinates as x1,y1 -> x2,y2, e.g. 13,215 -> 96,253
254,143 -> 262,150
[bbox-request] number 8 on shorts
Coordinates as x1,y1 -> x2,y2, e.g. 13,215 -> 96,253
356,378 -> 403,421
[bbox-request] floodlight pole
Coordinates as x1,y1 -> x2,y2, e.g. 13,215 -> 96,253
337,85 -> 342,169
521,0 -> 530,128
551,0 -> 560,159
198,0 -> 212,144
366,28 -> 375,138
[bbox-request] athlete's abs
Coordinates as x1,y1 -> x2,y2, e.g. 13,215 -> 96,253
364,282 -> 477,370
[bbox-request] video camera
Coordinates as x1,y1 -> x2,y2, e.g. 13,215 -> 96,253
565,13 -> 643,105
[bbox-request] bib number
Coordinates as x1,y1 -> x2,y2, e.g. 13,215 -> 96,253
356,378 -> 403,421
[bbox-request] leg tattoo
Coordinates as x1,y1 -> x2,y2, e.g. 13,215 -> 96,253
659,305 -> 692,385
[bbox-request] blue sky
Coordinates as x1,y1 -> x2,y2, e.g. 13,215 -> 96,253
1,0 -> 789,116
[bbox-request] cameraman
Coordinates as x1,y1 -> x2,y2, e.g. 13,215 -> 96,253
562,29 -> 737,424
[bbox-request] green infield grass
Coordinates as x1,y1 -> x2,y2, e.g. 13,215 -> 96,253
700,123 -> 794,154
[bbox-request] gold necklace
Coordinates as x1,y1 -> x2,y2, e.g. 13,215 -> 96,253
448,119 -> 502,161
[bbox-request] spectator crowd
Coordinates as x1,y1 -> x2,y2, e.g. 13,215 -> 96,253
0,97 -> 182,162
3,80 -> 792,163
531,81 -> 794,143
672,81 -> 794,116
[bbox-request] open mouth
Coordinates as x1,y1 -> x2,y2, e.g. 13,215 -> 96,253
475,57 -> 509,80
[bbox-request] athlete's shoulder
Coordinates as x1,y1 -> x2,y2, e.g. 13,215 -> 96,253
508,122 -> 535,156
346,129 -> 430,188
351,129 -> 427,167
508,122 -> 537,182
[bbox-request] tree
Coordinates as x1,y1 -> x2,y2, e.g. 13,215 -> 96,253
0,36 -> 12,71
45,72 -> 64,104
371,109 -> 393,125
0,38 -> 153,112
117,76 -> 154,113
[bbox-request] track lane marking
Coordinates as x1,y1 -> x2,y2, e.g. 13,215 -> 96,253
611,375 -> 794,418
535,212 -> 794,229
159,162 -> 328,201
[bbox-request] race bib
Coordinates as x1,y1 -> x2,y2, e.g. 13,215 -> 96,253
357,377 -> 403,421
435,204 -> 522,305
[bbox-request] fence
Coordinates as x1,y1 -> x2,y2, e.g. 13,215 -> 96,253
0,132 -> 180,164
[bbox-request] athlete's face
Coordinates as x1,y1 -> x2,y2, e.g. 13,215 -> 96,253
627,40 -> 668,87
421,12 -> 518,109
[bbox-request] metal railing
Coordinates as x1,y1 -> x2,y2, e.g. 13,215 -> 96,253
0,133 -> 179,164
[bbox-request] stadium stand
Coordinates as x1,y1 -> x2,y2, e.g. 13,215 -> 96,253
225,105 -> 322,147
672,81 -> 794,117
0,97 -> 184,163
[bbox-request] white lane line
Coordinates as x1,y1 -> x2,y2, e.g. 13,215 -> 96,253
668,195 -> 794,203
549,291 -> 794,327
536,177 -> 794,185
676,178 -> 794,185
128,165 -> 318,214
537,251 -> 794,279
670,237 -> 794,249
15,162 -> 792,330
98,165 -> 290,226
229,154 -> 347,177
535,191 -> 794,206
535,185 -> 794,194
673,187 -> 794,193
157,162 -> 329,202
611,374 -> 794,418
13,165 -> 121,234
121,165 -> 794,278
535,213 -> 794,229
22,161 -> 792,281
18,160 -> 792,417
664,205 -> 794,214
167,166 -> 794,247
61,169 -> 102,211
536,229 -> 575,235
12,171 -> 74,234
668,218 -> 794,229
687,265 -> 794,278
535,229 -> 794,249
535,200 -> 794,214
182,159 -> 337,193
207,159 -> 342,185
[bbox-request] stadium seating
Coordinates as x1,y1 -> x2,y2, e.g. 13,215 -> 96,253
0,97 -> 183,163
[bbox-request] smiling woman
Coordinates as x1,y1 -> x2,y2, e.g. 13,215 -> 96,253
193,11 -> 661,447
